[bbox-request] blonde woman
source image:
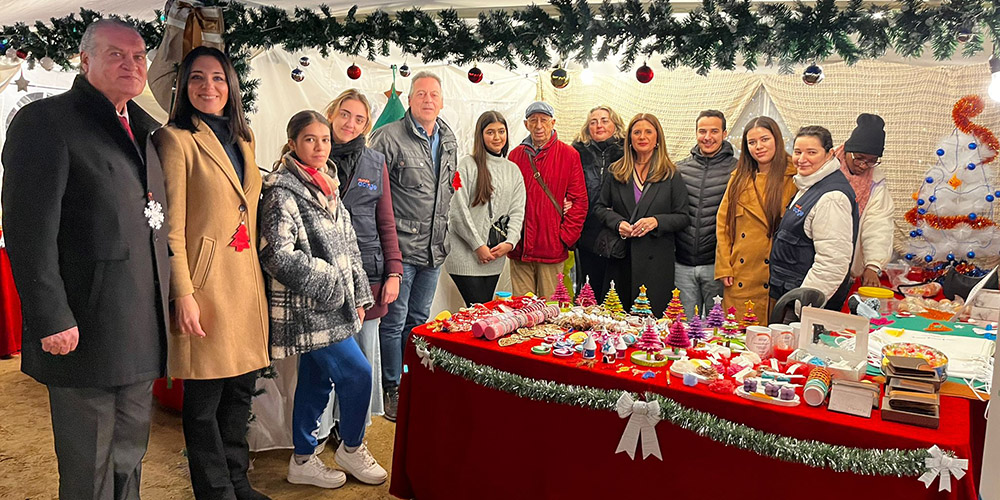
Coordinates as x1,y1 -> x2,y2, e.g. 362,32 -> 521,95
594,113 -> 689,313
572,105 -> 626,300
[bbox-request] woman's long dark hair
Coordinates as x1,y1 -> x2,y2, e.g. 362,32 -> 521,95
470,111 -> 509,207
726,116 -> 790,240
169,46 -> 251,143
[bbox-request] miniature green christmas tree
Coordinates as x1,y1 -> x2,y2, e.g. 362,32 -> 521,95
576,276 -> 597,307
663,287 -> 686,322
630,284 -> 653,317
602,280 -> 624,314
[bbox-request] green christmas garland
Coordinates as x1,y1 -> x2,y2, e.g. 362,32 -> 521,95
1,0 -> 998,112
412,335 -> 933,477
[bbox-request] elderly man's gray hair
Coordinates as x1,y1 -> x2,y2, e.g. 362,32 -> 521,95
79,18 -> 140,55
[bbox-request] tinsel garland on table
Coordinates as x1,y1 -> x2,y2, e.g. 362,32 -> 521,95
1,0 -> 998,112
412,335 -> 932,477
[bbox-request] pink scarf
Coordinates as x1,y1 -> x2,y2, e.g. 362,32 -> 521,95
835,145 -> 874,214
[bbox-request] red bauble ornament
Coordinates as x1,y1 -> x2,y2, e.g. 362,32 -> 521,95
636,63 -> 654,84
15,49 -> 27,59
347,64 -> 361,80
468,66 -> 483,83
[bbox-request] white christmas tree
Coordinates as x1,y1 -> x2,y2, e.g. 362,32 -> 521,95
904,95 -> 1000,264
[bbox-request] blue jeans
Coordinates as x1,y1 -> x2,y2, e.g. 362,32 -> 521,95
379,263 -> 441,391
675,263 -> 724,319
292,337 -> 371,455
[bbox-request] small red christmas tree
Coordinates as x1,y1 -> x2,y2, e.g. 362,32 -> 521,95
603,280 -> 624,314
666,318 -> 690,353
229,223 -> 250,252
720,306 -> 741,348
688,305 -> 708,346
740,299 -> 759,329
576,276 -> 597,307
663,287 -> 686,322
550,272 -> 572,307
635,320 -> 665,360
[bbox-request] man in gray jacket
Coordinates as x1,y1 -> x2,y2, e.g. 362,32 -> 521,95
369,71 -> 458,421
675,110 -> 736,319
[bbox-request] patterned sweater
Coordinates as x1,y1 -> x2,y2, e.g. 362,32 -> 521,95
259,162 -> 374,359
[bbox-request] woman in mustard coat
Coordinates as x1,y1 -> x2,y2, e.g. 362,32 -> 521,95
152,46 -> 270,500
715,117 -> 797,325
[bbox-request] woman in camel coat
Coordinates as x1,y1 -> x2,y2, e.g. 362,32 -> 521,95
152,46 -> 269,499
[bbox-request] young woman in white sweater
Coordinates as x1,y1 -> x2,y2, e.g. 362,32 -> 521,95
446,111 -> 527,305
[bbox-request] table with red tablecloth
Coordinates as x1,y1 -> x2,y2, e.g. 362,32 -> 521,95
390,323 -> 979,500
0,246 -> 22,357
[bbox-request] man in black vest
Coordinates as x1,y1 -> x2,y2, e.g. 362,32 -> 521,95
675,110 -> 736,319
2,19 -> 168,499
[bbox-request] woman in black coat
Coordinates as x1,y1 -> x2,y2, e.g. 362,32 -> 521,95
572,105 -> 625,301
595,113 -> 689,314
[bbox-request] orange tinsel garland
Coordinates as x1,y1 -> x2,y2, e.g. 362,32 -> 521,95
905,206 -> 997,229
952,95 -> 1000,164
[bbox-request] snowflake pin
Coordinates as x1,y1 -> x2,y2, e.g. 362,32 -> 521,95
144,195 -> 164,231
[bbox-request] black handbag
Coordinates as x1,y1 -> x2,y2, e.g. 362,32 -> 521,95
593,192 -> 643,259
487,199 -> 510,248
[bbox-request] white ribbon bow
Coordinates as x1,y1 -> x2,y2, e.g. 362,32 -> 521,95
614,392 -> 662,460
919,445 -> 968,492
415,345 -> 434,372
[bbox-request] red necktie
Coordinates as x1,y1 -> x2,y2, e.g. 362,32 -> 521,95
118,115 -> 135,142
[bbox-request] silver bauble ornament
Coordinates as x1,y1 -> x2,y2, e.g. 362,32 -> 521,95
291,68 -> 306,82
40,56 -> 55,71
299,56 -> 310,67
399,64 -> 411,77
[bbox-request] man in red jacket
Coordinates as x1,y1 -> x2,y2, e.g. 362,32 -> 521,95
508,101 -> 588,297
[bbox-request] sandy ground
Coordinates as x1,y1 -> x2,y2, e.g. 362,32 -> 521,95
0,356 -> 397,500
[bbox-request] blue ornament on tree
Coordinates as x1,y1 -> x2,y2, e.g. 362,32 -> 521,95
917,199 -> 925,205
917,229 -> 923,235
970,213 -> 978,220
929,195 -> 937,202
969,163 -> 977,170
988,195 -> 995,202
969,251 -> 976,258
936,149 -> 945,156
969,143 -> 978,150
910,230 -> 918,237
947,253 -> 955,261
925,255 -> 934,263
918,208 -> 927,215
905,253 -> 915,260
926,177 -> 934,183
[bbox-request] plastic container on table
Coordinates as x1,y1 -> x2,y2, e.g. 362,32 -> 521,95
857,286 -> 895,315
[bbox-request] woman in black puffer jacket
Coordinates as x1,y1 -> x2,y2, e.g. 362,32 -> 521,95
572,105 -> 625,301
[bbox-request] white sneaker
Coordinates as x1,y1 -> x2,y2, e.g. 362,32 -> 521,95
335,442 -> 387,485
287,454 -> 347,489
314,439 -> 326,456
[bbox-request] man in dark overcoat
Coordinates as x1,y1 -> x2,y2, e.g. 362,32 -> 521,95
1,19 -> 169,499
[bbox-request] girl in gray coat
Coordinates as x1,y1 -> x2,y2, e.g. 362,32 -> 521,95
259,111 -> 386,490
446,111 -> 527,304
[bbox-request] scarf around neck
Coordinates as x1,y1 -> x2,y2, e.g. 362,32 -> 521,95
280,152 -> 340,214
834,144 -> 874,214
330,135 -> 366,193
